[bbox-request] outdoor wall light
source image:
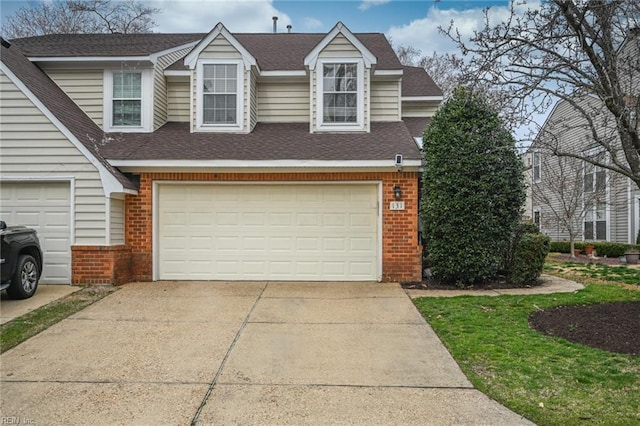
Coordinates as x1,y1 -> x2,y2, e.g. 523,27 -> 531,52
393,185 -> 402,200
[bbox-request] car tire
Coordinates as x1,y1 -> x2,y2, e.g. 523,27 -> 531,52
6,254 -> 39,299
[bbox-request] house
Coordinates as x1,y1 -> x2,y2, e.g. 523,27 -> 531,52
525,31 -> 640,244
0,22 -> 442,285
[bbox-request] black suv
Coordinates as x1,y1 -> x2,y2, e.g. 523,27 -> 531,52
0,220 -> 43,299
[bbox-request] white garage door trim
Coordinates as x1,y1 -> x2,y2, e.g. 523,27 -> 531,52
0,177 -> 75,284
153,181 -> 382,281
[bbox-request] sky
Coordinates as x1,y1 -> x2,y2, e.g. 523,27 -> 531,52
0,0 -> 520,58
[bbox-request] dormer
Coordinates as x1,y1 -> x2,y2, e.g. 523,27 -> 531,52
304,22 -> 377,133
184,23 -> 257,133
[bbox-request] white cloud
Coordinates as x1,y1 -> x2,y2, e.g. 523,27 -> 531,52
386,1 -> 539,57
358,0 -> 391,12
153,0 -> 292,33
303,17 -> 323,31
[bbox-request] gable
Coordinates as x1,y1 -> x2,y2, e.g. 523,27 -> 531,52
183,23 -> 256,69
304,22 -> 377,71
200,35 -> 243,59
318,33 -> 361,58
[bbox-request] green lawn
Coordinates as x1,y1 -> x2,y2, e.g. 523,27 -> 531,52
413,283 -> 640,425
1,286 -> 116,354
544,257 -> 640,285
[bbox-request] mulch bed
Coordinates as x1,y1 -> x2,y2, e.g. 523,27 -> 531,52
529,302 -> 640,356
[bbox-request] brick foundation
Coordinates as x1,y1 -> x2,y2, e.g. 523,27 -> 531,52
71,245 -> 132,285
125,172 -> 422,282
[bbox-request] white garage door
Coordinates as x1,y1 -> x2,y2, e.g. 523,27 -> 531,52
157,183 -> 379,281
0,182 -> 71,284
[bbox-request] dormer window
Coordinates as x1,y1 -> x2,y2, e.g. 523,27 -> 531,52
203,64 -> 237,124
323,63 -> 357,123
196,59 -> 244,131
113,72 -> 142,126
316,58 -> 364,131
103,69 -> 152,132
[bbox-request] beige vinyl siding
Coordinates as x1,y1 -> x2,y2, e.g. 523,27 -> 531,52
110,198 -> 125,245
200,36 -> 242,59
402,101 -> 439,118
42,68 -> 103,127
364,69 -> 370,131
243,69 -> 250,130
167,78 -> 190,122
250,68 -> 258,130
610,174 -> 630,243
0,72 -> 107,245
191,69 -> 197,131
318,33 -> 360,57
154,47 -> 192,129
311,69 -> 317,129
370,79 -> 400,121
257,81 -> 310,122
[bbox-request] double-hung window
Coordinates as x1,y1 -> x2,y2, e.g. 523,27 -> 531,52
112,72 -> 142,126
532,151 -> 541,182
316,59 -> 364,131
196,60 -> 243,131
203,64 -> 237,124
323,63 -> 357,123
584,201 -> 607,240
583,151 -> 608,241
104,69 -> 151,132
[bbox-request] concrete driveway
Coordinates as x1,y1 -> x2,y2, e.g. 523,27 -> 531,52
0,282 -> 532,425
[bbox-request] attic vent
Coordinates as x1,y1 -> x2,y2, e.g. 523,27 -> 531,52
272,16 -> 278,33
287,24 -> 292,33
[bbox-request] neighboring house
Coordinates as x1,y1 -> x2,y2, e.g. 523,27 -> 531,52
526,62 -> 639,244
0,22 -> 442,285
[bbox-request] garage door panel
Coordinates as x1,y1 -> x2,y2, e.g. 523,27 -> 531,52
0,182 -> 71,284
158,184 -> 379,281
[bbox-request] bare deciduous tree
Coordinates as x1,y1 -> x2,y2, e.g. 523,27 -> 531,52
532,152 -> 610,257
2,0 -> 160,39
393,44 -> 526,133
445,0 -> 640,189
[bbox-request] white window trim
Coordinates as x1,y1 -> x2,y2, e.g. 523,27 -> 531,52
103,69 -> 153,133
532,151 -> 541,183
195,59 -> 244,132
636,196 -> 640,243
581,148 -> 610,242
316,58 -> 365,132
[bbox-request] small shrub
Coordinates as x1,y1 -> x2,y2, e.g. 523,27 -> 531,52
549,241 -> 584,253
518,222 -> 541,235
591,242 -> 632,258
507,233 -> 550,286
636,230 -> 640,245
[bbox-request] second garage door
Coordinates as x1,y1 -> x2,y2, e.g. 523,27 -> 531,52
157,183 -> 380,281
0,181 -> 71,284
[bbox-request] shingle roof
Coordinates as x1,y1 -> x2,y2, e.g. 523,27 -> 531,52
9,33 -> 204,57
403,117 -> 433,139
402,66 -> 443,97
0,40 -> 135,191
100,122 -> 421,162
11,32 -> 402,70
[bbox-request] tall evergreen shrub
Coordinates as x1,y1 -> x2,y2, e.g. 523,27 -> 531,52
421,87 -> 525,286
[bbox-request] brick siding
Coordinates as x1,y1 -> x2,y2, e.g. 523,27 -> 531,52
122,172 -> 422,282
71,245 -> 131,285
